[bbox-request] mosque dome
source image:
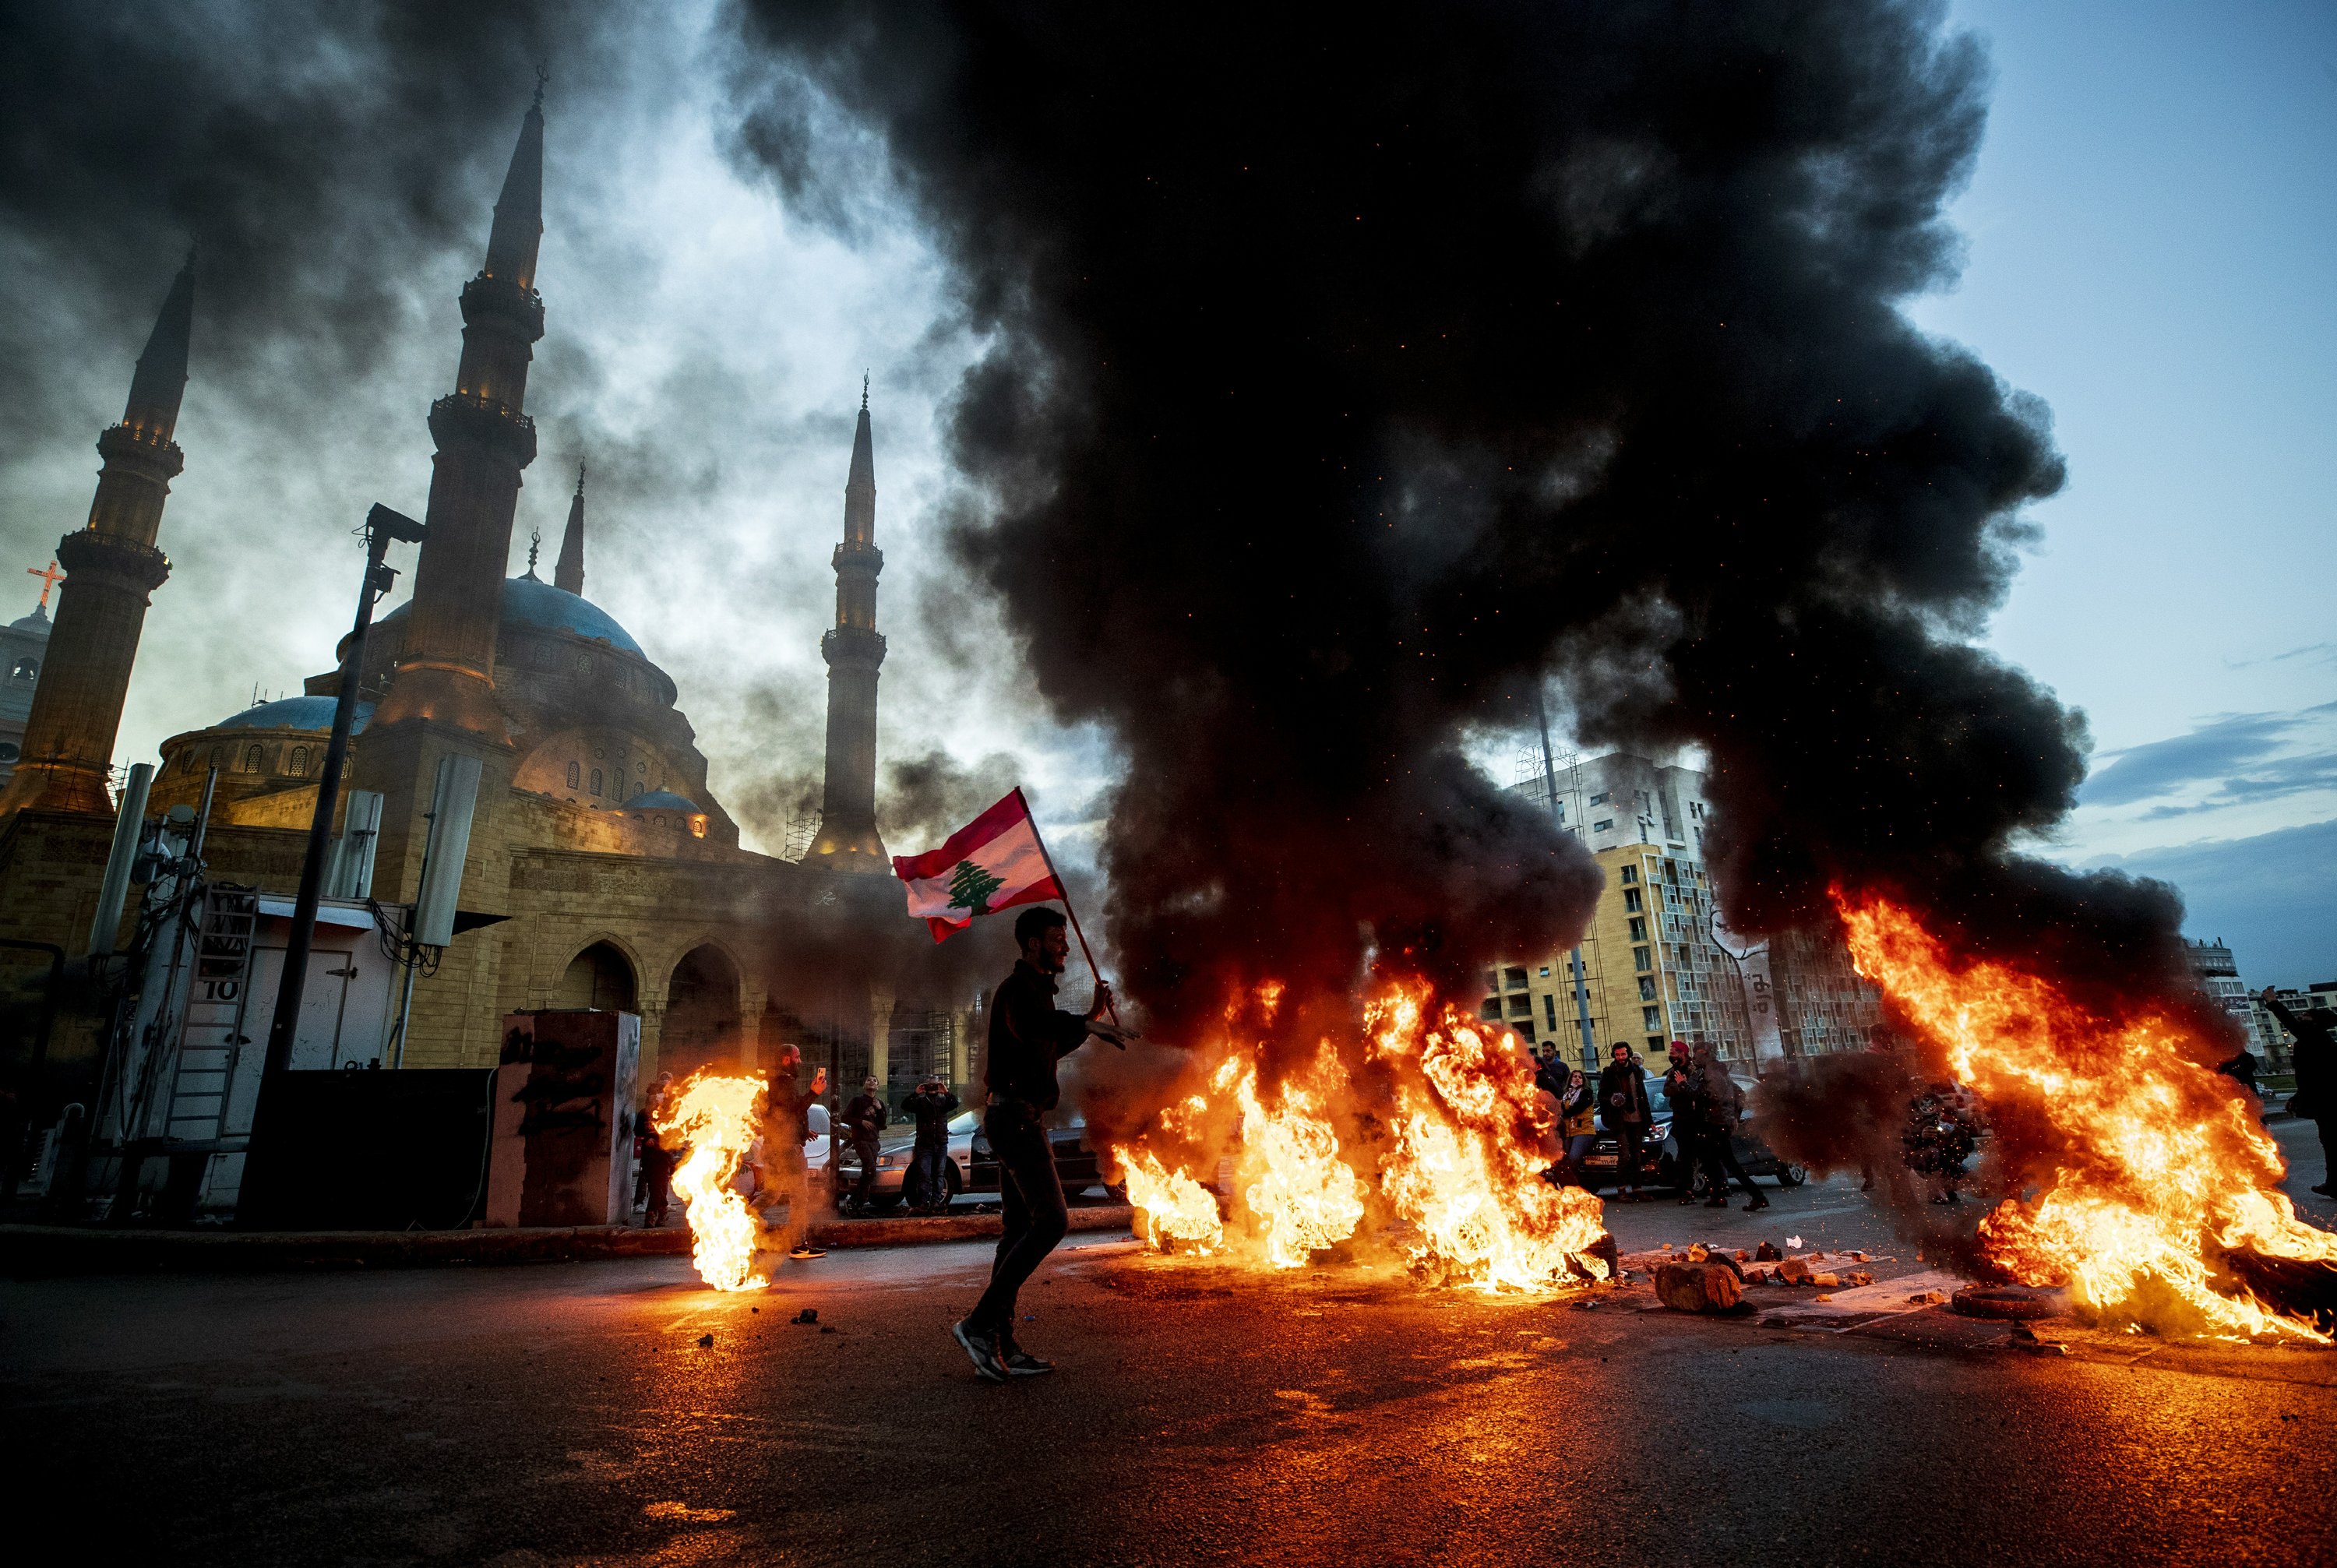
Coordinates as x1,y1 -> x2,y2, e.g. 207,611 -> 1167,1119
371,576 -> 642,657
624,790 -> 699,812
209,695 -> 375,733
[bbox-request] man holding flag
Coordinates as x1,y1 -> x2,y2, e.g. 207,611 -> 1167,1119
893,789 -> 1123,1381
950,905 -> 1114,1381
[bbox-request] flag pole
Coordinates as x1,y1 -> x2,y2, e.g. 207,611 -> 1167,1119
1015,788 -> 1123,1032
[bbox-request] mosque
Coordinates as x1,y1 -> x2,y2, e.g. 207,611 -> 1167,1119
0,93 -> 968,1101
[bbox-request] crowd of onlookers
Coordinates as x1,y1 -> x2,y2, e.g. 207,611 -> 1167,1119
1530,1037 -> 1771,1210
626,981 -> 2337,1238
629,1045 -> 970,1242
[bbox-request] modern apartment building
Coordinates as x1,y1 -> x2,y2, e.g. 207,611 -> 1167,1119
2183,938 -> 2289,1066
1489,750 -> 1881,1074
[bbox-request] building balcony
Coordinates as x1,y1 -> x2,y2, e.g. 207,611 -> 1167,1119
55,527 -> 171,593
428,392 -> 538,467
459,273 -> 547,340
821,625 -> 887,670
96,422 -> 186,478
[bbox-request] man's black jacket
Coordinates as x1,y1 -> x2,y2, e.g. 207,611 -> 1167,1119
1599,1057 -> 1651,1130
843,1094 -> 887,1144
987,959 -> 1092,1112
904,1087 -> 960,1143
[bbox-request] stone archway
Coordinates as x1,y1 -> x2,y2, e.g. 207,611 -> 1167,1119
555,940 -> 636,1012
661,943 -> 742,1079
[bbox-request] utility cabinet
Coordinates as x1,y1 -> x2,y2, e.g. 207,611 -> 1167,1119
481,1009 -> 640,1228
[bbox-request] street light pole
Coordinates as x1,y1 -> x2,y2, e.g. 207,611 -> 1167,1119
1535,689 -> 1598,1066
263,504 -> 427,1077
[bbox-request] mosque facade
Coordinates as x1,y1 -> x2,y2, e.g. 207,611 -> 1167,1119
0,95 -> 965,1105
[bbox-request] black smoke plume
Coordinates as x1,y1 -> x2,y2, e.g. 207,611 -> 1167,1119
735,1 -> 2213,1058
0,2 -> 602,443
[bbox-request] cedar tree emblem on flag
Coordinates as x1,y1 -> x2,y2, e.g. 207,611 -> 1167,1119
893,788 -> 1065,942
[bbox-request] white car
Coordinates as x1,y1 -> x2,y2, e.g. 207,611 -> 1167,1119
825,1108 -> 978,1210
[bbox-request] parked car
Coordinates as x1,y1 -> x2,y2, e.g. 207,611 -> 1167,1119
968,1114 -> 1124,1200
1577,1071 -> 1807,1191
826,1109 -> 980,1210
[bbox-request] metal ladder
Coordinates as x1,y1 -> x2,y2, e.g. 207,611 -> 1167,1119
162,886 -> 259,1145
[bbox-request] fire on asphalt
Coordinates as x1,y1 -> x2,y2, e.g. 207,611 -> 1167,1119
5,1122 -> 2330,1568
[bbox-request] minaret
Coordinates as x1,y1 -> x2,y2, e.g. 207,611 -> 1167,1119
553,461 -> 585,594
808,379 -> 889,872
368,89 -> 545,736
348,90 -> 547,961
0,253 -> 194,817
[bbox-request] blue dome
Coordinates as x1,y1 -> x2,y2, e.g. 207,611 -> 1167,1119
500,576 -> 642,654
212,696 -> 375,734
625,790 -> 699,812
371,576 -> 643,657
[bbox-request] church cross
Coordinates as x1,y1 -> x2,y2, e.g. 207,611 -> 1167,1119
26,560 -> 62,610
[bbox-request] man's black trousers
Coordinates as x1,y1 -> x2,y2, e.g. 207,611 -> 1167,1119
1611,1121 -> 1646,1188
969,1105 -> 1067,1337
1694,1125 -> 1760,1196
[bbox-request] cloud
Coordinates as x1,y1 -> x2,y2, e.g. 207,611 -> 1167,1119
2086,818 -> 2337,988
0,3 -> 1122,858
2079,700 -> 2337,809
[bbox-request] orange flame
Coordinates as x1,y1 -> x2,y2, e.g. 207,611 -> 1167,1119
1119,1146 -> 1227,1252
652,1069 -> 771,1292
1838,892 -> 2337,1341
1228,1048 -> 1369,1267
1113,979 -> 1608,1291
1367,982 -> 1610,1290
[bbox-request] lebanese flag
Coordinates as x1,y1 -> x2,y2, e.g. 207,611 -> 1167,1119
892,788 -> 1065,942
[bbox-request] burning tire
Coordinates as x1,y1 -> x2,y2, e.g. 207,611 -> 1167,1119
1949,1284 -> 2066,1320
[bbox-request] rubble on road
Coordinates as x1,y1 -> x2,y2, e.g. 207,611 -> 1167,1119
1655,1260 -> 1746,1313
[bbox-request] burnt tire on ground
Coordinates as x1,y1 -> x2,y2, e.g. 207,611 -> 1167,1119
1949,1284 -> 2067,1320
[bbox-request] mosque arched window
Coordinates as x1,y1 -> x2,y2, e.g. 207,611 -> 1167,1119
590,768 -> 603,796
287,746 -> 308,777
241,745 -> 263,774
10,657 -> 37,682
566,760 -> 580,790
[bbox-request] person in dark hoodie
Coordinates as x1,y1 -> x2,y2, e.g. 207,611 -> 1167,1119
1688,1042 -> 1769,1211
1599,1042 -> 1651,1199
841,1076 -> 889,1213
2263,987 -> 2335,1197
950,906 -> 1115,1383
1660,1048 -> 1701,1203
767,1044 -> 828,1260
903,1077 -> 961,1213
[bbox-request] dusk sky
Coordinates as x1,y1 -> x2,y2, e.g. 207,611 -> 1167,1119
2,1 -> 2330,980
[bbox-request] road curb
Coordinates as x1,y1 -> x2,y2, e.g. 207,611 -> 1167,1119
809,1204 -> 1134,1250
0,1206 -> 1137,1277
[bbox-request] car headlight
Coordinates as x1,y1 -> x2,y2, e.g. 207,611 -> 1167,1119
1651,1121 -> 1671,1141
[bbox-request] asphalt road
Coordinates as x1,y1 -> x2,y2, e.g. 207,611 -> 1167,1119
3,1122 -> 2331,1568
